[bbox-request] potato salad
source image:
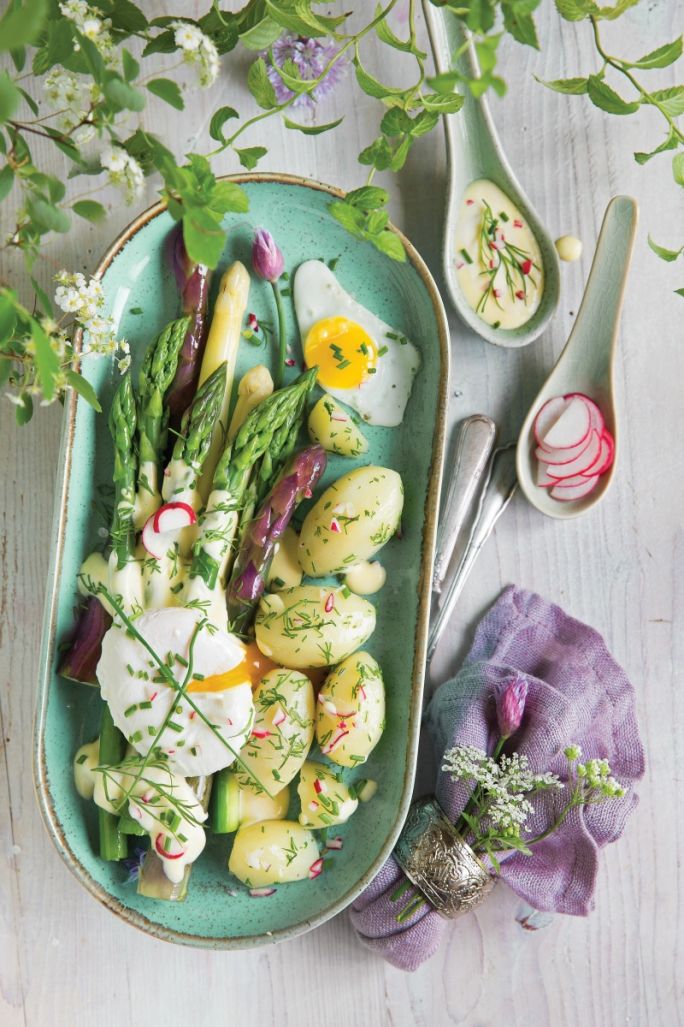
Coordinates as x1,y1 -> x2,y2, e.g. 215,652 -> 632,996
63,224 -> 417,902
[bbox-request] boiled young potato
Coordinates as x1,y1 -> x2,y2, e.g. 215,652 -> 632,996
308,396 -> 369,458
298,465 -> 403,577
255,585 -> 375,669
235,668 -> 314,796
297,760 -> 358,828
228,820 -> 319,886
316,651 -> 385,767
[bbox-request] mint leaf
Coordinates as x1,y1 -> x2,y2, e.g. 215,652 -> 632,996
15,392 -> 33,425
0,0 -> 47,52
629,37 -> 683,70
634,129 -> 678,165
182,210 -> 226,268
26,197 -> 70,234
103,74 -> 146,112
247,57 -> 278,109
675,288 -> 684,298
649,86 -> 684,117
502,6 -> 540,49
0,164 -> 14,202
31,319 -> 59,401
421,91 -> 464,113
355,59 -> 407,100
239,15 -> 281,51
0,71 -> 21,123
587,75 -> 639,114
375,8 -> 426,55
65,369 -> 101,412
122,48 -> 140,83
283,115 -> 344,135
346,186 -> 388,210
554,0 -> 596,20
72,200 -> 107,223
535,75 -> 589,94
209,106 -> 239,143
372,230 -> 406,262
647,235 -> 683,262
147,78 -> 184,110
673,152 -> 684,187
236,146 -> 267,170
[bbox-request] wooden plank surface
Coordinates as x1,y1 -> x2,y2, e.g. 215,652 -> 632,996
1,2 -> 682,1024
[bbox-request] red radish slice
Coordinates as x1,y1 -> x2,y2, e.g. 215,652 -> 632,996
308,858 -> 324,879
564,393 -> 605,433
548,472 -> 598,489
325,836 -> 344,851
533,396 -> 568,445
142,514 -> 169,559
154,834 -> 185,860
249,887 -> 276,898
537,463 -> 561,488
536,429 -> 593,466
542,431 -> 602,478
542,397 -> 591,450
550,475 -> 599,501
586,430 -> 614,476
153,501 -> 197,534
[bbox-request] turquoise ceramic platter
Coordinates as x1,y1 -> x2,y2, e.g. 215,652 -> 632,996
35,174 -> 450,948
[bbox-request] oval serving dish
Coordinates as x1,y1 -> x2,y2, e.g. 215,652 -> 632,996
34,173 -> 449,948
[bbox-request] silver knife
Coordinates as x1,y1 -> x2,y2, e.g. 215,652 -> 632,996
433,414 -> 497,593
428,442 -> 518,662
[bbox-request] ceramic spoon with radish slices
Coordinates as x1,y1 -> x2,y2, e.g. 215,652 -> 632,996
516,195 -> 638,519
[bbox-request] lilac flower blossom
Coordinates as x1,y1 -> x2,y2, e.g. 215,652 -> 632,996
263,34 -> 348,109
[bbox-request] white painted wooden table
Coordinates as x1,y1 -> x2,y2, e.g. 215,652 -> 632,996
1,3 -> 682,1024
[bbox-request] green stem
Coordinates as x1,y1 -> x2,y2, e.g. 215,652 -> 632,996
590,17 -> 684,145
271,280 -> 287,389
97,704 -> 129,861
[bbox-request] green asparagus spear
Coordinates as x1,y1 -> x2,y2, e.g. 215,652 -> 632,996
187,367 -> 318,593
98,704 -> 128,862
136,317 -> 190,517
109,373 -> 138,570
162,362 -> 228,502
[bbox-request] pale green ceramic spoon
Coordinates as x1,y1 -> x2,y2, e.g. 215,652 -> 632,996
516,195 -> 638,519
423,2 -> 560,347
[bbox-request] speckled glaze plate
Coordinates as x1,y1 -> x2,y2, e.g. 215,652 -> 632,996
34,173 -> 449,948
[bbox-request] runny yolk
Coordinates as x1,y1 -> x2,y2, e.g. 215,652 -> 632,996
186,643 -> 279,693
303,316 -> 377,389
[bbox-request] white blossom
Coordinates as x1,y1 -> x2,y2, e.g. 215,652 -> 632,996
100,146 -> 144,204
171,20 -> 219,87
59,0 -> 116,65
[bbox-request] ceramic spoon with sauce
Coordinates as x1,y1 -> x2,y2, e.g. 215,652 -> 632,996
516,195 -> 638,519
423,2 -> 560,346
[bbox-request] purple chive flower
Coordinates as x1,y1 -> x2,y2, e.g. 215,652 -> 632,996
122,845 -> 147,884
252,228 -> 285,282
263,34 -> 348,109
495,675 -> 529,739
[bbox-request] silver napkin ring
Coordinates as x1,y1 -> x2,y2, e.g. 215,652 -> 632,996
394,797 -> 494,920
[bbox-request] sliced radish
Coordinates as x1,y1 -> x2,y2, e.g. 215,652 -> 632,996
142,514 -> 169,559
325,836 -> 344,851
249,887 -> 276,898
542,397 -> 591,450
533,396 -> 568,445
536,429 -> 593,466
564,393 -> 605,433
536,462 -> 561,488
541,431 -> 602,478
586,430 -> 614,476
550,475 -> 600,501
308,858 -> 324,879
153,501 -> 197,534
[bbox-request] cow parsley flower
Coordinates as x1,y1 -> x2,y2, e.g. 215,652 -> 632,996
43,69 -> 100,143
263,34 -> 348,109
100,146 -> 144,204
172,20 -> 220,87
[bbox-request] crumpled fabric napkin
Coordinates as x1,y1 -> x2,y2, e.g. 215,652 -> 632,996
350,586 -> 645,971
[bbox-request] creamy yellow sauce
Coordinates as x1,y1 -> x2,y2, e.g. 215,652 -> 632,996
455,179 -> 543,329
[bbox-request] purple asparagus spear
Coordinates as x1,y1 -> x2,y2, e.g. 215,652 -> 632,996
58,595 -> 112,685
166,223 -> 213,428
226,445 -> 327,633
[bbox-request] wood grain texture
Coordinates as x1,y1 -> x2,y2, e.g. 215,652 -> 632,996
1,2 -> 682,1024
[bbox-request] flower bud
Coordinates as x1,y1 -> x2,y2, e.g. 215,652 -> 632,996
252,228 -> 285,282
495,675 -> 528,739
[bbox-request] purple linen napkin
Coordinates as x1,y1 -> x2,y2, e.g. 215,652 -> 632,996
350,586 -> 645,971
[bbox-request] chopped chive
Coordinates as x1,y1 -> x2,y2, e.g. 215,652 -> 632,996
130,730 -> 143,744
378,345 -> 388,357
499,210 -> 509,222
492,320 -> 501,329
124,704 -> 137,718
459,248 -> 473,265
139,700 -> 152,710
167,721 -> 184,733
76,753 -> 88,765
367,367 -> 377,374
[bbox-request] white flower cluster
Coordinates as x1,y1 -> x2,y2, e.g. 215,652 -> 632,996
54,270 -> 130,370
43,69 -> 100,144
172,21 -> 219,87
59,0 -> 116,65
100,145 -> 144,204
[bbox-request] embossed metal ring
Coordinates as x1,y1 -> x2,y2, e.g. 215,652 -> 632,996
394,797 -> 494,920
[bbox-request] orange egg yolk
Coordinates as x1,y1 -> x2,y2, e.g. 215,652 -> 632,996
186,642 -> 279,693
304,316 -> 377,389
